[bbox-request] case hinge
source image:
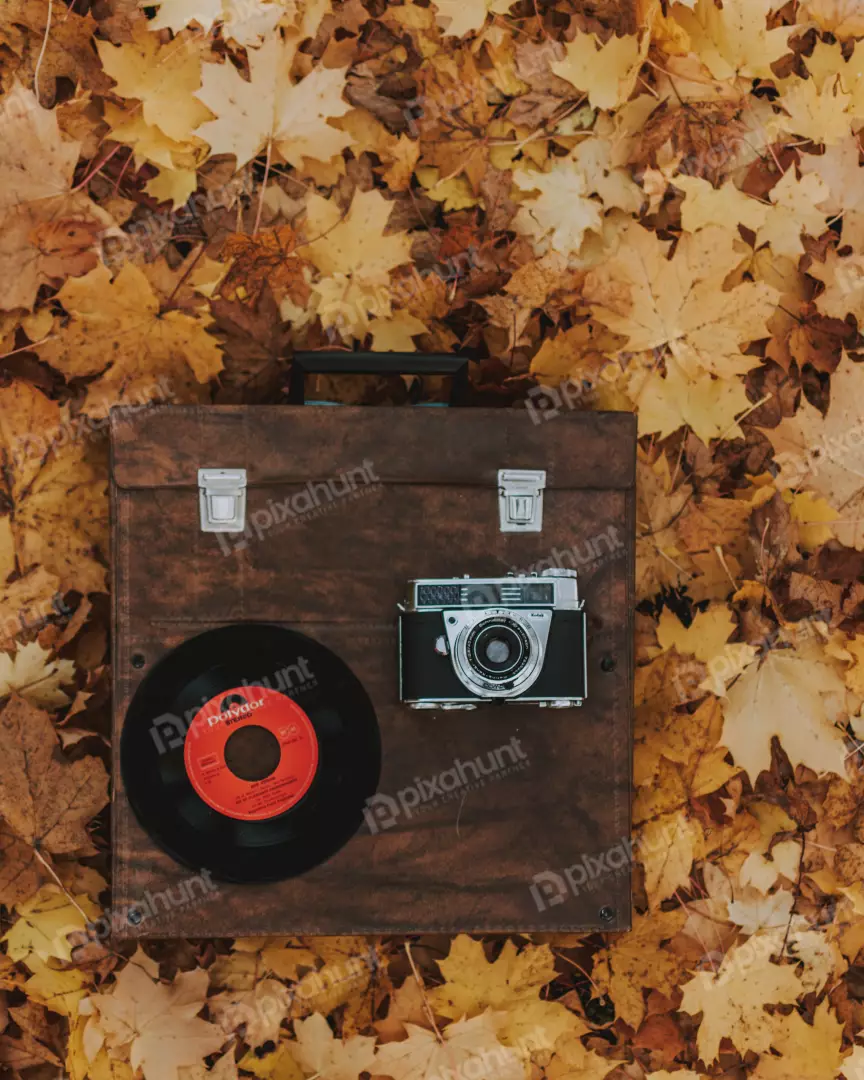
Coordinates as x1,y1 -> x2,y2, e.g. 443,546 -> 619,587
498,468 -> 546,533
199,468 -> 247,532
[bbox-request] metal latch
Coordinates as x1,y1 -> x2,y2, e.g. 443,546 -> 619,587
498,469 -> 546,533
199,468 -> 247,532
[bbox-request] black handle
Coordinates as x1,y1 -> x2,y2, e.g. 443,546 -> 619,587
287,351 -> 470,405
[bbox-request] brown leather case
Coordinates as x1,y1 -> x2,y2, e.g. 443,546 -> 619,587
110,404 -> 636,937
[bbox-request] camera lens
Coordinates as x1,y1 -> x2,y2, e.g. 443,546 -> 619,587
484,637 -> 511,665
466,618 -> 529,681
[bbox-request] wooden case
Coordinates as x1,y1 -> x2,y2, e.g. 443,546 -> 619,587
111,405 -> 636,937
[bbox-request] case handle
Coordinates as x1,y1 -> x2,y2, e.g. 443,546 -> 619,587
287,351 -> 470,405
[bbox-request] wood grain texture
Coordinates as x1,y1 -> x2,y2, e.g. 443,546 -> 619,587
111,405 -> 636,937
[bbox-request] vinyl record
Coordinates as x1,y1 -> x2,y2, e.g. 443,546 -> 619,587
121,623 -> 381,883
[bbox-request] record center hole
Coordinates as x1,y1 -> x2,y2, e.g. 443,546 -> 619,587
224,725 -> 281,783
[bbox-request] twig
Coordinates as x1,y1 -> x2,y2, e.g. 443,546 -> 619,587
253,138 -> 273,236
405,941 -> 443,1040
33,0 -> 54,106
718,391 -> 772,441
0,335 -> 55,360
31,846 -> 91,923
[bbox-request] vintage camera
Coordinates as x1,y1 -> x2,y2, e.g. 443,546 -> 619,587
398,570 -> 586,709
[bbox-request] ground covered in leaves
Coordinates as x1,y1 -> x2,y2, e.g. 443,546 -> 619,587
4,0 -> 864,1076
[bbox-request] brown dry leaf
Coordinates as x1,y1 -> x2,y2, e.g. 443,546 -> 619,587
0,694 -> 107,858
415,51 -> 494,194
0,85 -> 79,212
221,226 -> 311,307
0,0 -> 110,100
0,85 -> 114,311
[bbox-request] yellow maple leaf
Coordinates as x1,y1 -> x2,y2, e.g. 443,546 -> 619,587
0,84 -> 78,211
195,34 -> 353,168
292,1013 -> 375,1080
304,188 -> 413,342
29,959 -> 93,1018
0,381 -> 107,594
545,1030 -> 613,1080
751,1001 -> 844,1080
671,0 -> 794,81
675,175 -> 768,233
551,30 -> 647,111
238,1040 -> 302,1080
41,263 -> 223,419
639,809 -> 703,908
721,643 -> 851,782
765,355 -> 864,549
513,162 -> 602,255
633,354 -> 752,442
636,694 -> 740,797
787,490 -> 839,550
776,75 -> 854,147
149,0 -> 288,47
656,604 -> 735,662
801,0 -> 864,40
0,641 -> 74,708
810,250 -> 864,326
97,27 -> 212,144
755,169 -> 829,259
592,910 -> 687,1029
430,0 -> 491,38
428,937 -> 585,1051
3,885 -> 100,965
584,222 -> 777,379
376,1012 -> 523,1080
680,939 -> 805,1062
368,312 -> 428,351
80,963 -> 224,1080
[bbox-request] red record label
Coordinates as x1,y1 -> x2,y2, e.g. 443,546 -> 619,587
184,685 -> 319,821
